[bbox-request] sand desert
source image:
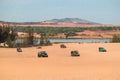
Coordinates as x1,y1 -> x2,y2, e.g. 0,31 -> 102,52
0,43 -> 120,80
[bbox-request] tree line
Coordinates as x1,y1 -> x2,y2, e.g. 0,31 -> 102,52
0,24 -> 17,47
15,26 -> 120,35
0,25 -> 52,48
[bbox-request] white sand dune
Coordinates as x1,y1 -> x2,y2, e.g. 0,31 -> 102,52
0,43 -> 120,80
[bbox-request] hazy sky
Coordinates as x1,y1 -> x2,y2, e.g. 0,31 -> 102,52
0,0 -> 120,24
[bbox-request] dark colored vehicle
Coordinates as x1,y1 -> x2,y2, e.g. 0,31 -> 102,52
60,44 -> 66,48
38,51 -> 48,57
99,47 -> 107,52
17,47 -> 22,52
71,50 -> 80,56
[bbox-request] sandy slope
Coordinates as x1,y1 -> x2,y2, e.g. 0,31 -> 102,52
0,43 -> 120,80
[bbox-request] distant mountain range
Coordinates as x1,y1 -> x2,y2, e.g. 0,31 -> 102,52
42,18 -> 99,24
0,18 -> 117,27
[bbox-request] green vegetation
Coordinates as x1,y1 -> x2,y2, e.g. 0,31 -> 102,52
16,27 -> 52,47
1,25 -> 120,47
27,27 -> 34,45
40,33 -> 51,46
15,26 -> 120,35
0,25 -> 17,48
112,34 -> 120,43
14,26 -> 120,39
64,32 -> 77,39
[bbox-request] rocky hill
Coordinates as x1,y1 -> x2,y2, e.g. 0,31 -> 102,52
42,18 -> 99,24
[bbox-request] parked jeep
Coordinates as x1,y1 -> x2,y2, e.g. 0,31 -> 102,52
71,50 -> 80,56
38,51 -> 48,57
99,47 -> 107,52
17,47 -> 22,52
60,44 -> 66,48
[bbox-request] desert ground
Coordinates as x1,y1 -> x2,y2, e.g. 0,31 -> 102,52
0,43 -> 120,80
